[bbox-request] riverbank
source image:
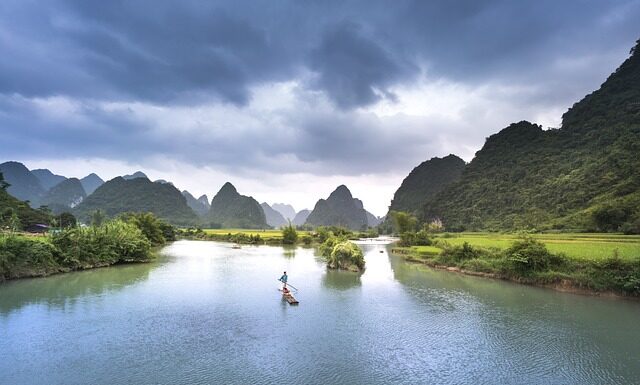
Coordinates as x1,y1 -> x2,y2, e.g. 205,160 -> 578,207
0,220 -> 159,282
392,234 -> 640,297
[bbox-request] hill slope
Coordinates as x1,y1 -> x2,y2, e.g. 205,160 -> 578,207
292,209 -> 311,226
80,173 -> 104,195
182,191 -> 210,217
207,183 -> 267,229
305,185 -> 369,230
261,203 -> 288,228
0,161 -> 45,205
41,178 -> 86,214
422,40 -> 640,232
272,203 -> 296,221
0,176 -> 49,229
388,155 -> 465,215
74,177 -> 198,225
32,169 -> 67,191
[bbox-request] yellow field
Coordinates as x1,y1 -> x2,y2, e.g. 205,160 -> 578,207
202,228 -> 311,240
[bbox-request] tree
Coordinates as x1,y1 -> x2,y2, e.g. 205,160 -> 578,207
0,172 -> 9,190
390,211 -> 417,234
282,221 -> 298,244
91,209 -> 105,227
8,211 -> 21,234
58,212 -> 77,228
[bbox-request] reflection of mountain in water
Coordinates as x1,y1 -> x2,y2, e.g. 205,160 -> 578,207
322,268 -> 361,290
0,261 -> 159,315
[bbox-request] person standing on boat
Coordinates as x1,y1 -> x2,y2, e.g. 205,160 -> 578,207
279,271 -> 288,290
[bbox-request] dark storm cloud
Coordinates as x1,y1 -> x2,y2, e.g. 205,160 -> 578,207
0,0 -> 639,175
308,22 -> 417,108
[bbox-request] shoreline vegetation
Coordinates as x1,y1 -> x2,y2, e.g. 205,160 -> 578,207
391,233 -> 640,298
0,212 -> 173,282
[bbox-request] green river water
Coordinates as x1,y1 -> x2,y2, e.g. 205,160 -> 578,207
1,240 -> 639,384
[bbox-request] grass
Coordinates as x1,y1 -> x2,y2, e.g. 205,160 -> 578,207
202,228 -> 311,240
430,232 -> 640,261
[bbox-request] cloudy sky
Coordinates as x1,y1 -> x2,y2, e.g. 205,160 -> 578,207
1,0 -> 638,215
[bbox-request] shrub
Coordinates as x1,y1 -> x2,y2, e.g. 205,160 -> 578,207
0,236 -> 60,280
282,222 -> 298,244
327,241 -> 365,271
503,237 -> 563,275
440,242 -> 482,262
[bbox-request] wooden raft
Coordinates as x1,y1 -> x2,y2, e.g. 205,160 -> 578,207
283,293 -> 299,305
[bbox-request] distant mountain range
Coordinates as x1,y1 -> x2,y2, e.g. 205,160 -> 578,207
80,173 -> 104,195
261,203 -> 288,228
208,182 -> 267,228
292,209 -> 311,226
272,203 -> 296,221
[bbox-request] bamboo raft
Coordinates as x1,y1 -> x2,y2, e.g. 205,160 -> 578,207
284,293 -> 299,305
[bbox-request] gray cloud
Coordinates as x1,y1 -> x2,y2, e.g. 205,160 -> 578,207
308,21 -> 418,108
0,0 -> 639,179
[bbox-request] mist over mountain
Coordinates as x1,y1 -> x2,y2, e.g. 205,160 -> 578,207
80,173 -> 104,195
74,177 -> 198,225
32,169 -> 67,191
261,202 -> 288,228
272,203 -> 296,221
305,185 -> 370,230
208,182 -> 267,229
292,209 -> 311,226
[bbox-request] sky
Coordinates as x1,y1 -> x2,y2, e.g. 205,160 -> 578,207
1,0 -> 639,216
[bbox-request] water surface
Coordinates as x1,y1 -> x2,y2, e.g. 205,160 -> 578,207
1,240 -> 639,384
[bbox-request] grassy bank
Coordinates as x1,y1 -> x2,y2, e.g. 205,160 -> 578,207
178,227 -> 375,246
0,213 -> 172,281
393,233 -> 640,296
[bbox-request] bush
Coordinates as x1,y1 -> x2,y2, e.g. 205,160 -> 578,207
119,212 -> 171,246
440,242 -> 482,262
282,222 -> 298,244
503,237 -> 563,275
301,235 -> 313,246
52,220 -> 152,268
327,241 -> 365,271
0,236 -> 60,280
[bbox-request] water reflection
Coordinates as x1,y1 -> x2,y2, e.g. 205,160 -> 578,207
322,268 -> 362,290
0,257 -> 162,315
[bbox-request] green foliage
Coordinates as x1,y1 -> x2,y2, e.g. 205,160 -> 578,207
0,219 -> 153,280
0,236 -> 60,280
282,222 -> 298,244
399,230 -> 432,247
0,172 -> 9,190
119,212 -> 172,246
57,212 -> 77,228
388,155 -> 465,215
74,177 -> 199,226
503,237 -> 563,275
440,242 -> 484,263
390,211 -> 417,234
91,209 -> 105,227
0,187 -> 50,230
51,220 -> 152,268
327,241 -> 365,271
417,45 -> 640,232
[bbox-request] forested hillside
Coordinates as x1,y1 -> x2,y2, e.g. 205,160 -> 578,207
388,154 -> 465,215
305,185 -> 369,230
207,183 -> 267,228
421,40 -> 640,232
74,177 -> 199,225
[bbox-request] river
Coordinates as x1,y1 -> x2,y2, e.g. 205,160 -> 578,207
1,240 -> 639,385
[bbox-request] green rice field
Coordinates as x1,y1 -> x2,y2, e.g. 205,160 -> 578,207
428,232 -> 640,260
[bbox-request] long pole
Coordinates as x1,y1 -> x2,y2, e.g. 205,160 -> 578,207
278,279 -> 299,291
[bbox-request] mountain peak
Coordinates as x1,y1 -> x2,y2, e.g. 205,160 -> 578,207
218,182 -> 238,195
122,171 -> 148,180
328,185 -> 353,200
